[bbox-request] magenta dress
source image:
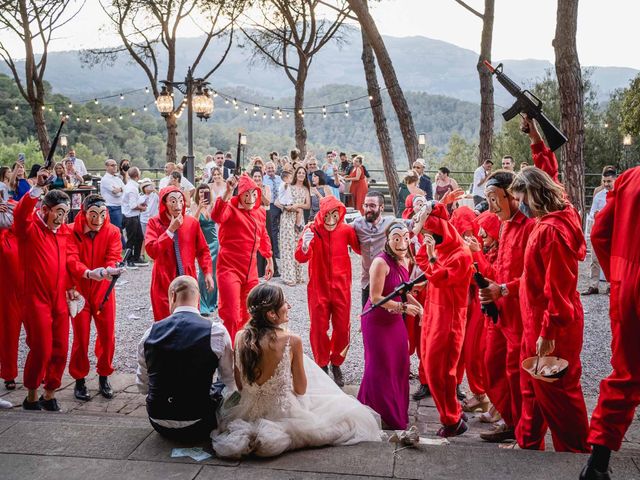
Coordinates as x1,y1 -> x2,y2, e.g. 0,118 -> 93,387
357,252 -> 410,429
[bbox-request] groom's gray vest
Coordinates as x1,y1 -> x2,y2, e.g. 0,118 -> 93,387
144,311 -> 218,424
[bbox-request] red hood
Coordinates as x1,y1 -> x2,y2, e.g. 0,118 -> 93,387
450,206 -> 478,236
540,206 -> 586,261
402,193 -> 416,219
475,211 -> 501,241
230,174 -> 262,210
314,195 -> 346,229
158,185 -> 186,224
73,198 -> 114,235
423,202 -> 464,252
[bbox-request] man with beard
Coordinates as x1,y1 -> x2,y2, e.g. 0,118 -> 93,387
476,170 -> 535,442
145,186 -> 213,321
295,196 -> 360,386
15,170 -> 120,411
414,202 -> 473,437
213,174 -> 273,343
68,194 -> 123,401
353,191 -> 395,308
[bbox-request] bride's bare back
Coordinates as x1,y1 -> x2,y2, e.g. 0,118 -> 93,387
235,330 -> 307,395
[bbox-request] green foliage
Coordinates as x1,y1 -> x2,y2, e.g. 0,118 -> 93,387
621,74 -> 640,136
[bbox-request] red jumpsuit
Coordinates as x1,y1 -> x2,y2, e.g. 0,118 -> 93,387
416,203 -> 473,426
145,186 -> 212,321
68,207 -> 122,379
450,206 -> 485,396
294,196 -> 360,367
14,192 -> 86,391
482,210 -> 534,429
213,175 -> 272,343
515,205 -> 590,452
401,193 -> 416,220
588,166 -> 640,451
0,207 -> 23,382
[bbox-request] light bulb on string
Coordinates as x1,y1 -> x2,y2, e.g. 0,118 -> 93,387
345,110 -> 349,117
143,105 -> 148,111
76,117 -> 80,122
253,110 -> 257,117
131,110 -> 135,116
97,118 -> 101,123
254,105 -> 260,111
119,114 -> 123,120
344,101 -> 349,108
224,99 -> 229,105
41,105 -> 45,111
85,118 -> 90,123
107,117 -> 112,122
120,93 -> 124,100
68,103 -> 73,108
233,98 -> 238,106
145,86 -> 149,93
323,112 -> 327,119
14,105 -> 18,111
48,107 -> 52,112
368,95 -> 373,100
262,112 -> 267,119
286,112 -> 290,119
94,98 -> 99,104
212,91 -> 218,98
271,112 -> 275,119
244,107 -> 248,114
322,106 -> 326,114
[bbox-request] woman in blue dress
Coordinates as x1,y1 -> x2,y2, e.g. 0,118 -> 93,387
191,183 -> 218,315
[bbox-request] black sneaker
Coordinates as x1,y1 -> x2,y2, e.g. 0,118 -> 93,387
412,384 -> 431,401
132,258 -> 149,267
125,261 -> 138,270
22,397 -> 42,411
579,465 -> 612,480
38,395 -> 60,412
99,376 -> 113,399
331,365 -> 344,387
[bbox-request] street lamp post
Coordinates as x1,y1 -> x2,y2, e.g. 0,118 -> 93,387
59,134 -> 68,156
622,134 -> 633,171
155,67 -> 214,184
418,133 -> 427,162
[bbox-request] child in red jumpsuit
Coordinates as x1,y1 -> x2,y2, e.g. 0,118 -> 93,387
295,196 -> 360,386
68,194 -> 123,401
414,202 -> 473,437
213,174 -> 273,343
145,186 -> 213,321
581,166 -> 640,479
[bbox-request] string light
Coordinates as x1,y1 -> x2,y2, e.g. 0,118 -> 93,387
118,114 -> 123,120
262,112 -> 267,119
41,105 -> 45,111
94,98 -> 99,104
131,110 -> 135,116
286,112 -> 290,119
143,105 -> 148,111
145,86 -> 149,93
344,101 -> 349,108
120,93 -> 124,100
368,95 -> 373,100
68,103 -> 73,108
322,106 -> 326,114
97,118 -> 101,123
224,99 -> 229,105
244,107 -> 248,114
345,110 -> 349,117
14,105 -> 18,111
107,117 -> 112,122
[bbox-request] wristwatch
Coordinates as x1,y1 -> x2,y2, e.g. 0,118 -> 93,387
500,283 -> 509,297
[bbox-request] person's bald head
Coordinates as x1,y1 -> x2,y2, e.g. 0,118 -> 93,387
168,276 -> 200,312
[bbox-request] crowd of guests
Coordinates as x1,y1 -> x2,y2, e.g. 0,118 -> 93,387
0,118 -> 637,479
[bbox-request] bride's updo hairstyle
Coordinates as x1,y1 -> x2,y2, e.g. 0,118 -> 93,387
238,283 -> 286,385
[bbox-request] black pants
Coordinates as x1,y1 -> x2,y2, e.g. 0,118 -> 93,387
258,209 -> 279,277
267,205 -> 281,258
149,416 -> 216,443
123,215 -> 143,261
361,285 -> 370,309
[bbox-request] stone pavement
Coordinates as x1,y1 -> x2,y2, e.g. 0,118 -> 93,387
0,374 -> 639,479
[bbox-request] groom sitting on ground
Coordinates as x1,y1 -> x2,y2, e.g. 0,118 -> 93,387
136,275 -> 234,442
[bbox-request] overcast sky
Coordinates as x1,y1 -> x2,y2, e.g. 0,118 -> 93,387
1,0 -> 638,69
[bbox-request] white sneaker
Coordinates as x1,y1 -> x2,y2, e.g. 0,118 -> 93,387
0,398 -> 13,409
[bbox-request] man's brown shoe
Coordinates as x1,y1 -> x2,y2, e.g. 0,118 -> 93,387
480,423 -> 515,442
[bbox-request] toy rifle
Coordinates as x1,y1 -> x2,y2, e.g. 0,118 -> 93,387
361,273 -> 426,316
483,61 -> 568,151
42,118 -> 67,184
472,262 -> 499,324
96,248 -> 132,314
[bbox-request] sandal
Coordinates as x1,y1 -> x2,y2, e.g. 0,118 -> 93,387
479,405 -> 502,423
462,393 -> 490,413
4,380 -> 16,391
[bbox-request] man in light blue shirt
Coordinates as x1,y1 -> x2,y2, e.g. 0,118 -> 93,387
263,161 -> 282,277
583,169 -> 616,295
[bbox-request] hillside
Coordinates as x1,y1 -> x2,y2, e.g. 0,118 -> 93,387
1,30 -> 636,105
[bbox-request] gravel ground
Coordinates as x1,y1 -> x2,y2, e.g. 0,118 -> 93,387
16,250 -> 611,396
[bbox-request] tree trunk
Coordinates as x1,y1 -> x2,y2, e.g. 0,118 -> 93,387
476,0 -> 494,166
360,0 -> 398,211
553,0 -> 585,217
294,67 -> 308,157
165,114 -> 178,164
31,101 -> 50,159
348,0 -> 418,167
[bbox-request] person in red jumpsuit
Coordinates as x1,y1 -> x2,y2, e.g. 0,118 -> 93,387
450,205 -> 486,407
0,199 -> 22,391
295,196 -> 360,387
475,170 -> 535,442
213,174 -> 273,343
581,166 -> 640,480
68,194 -> 123,401
509,165 -> 590,453
15,169 -> 119,411
414,202 -> 473,437
145,186 -> 213,321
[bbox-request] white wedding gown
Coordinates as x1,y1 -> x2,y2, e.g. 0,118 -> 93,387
211,337 -> 382,458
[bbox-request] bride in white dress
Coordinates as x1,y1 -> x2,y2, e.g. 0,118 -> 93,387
211,283 -> 381,458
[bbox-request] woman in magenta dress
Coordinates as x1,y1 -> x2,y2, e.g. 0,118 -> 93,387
358,221 -> 423,429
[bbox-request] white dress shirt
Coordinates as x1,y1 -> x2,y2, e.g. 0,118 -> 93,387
472,166 -> 488,198
136,306 -> 235,396
99,172 -> 125,207
588,189 -> 609,222
70,157 -> 88,177
140,191 -> 159,224
158,176 -> 195,192
122,179 -> 142,218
